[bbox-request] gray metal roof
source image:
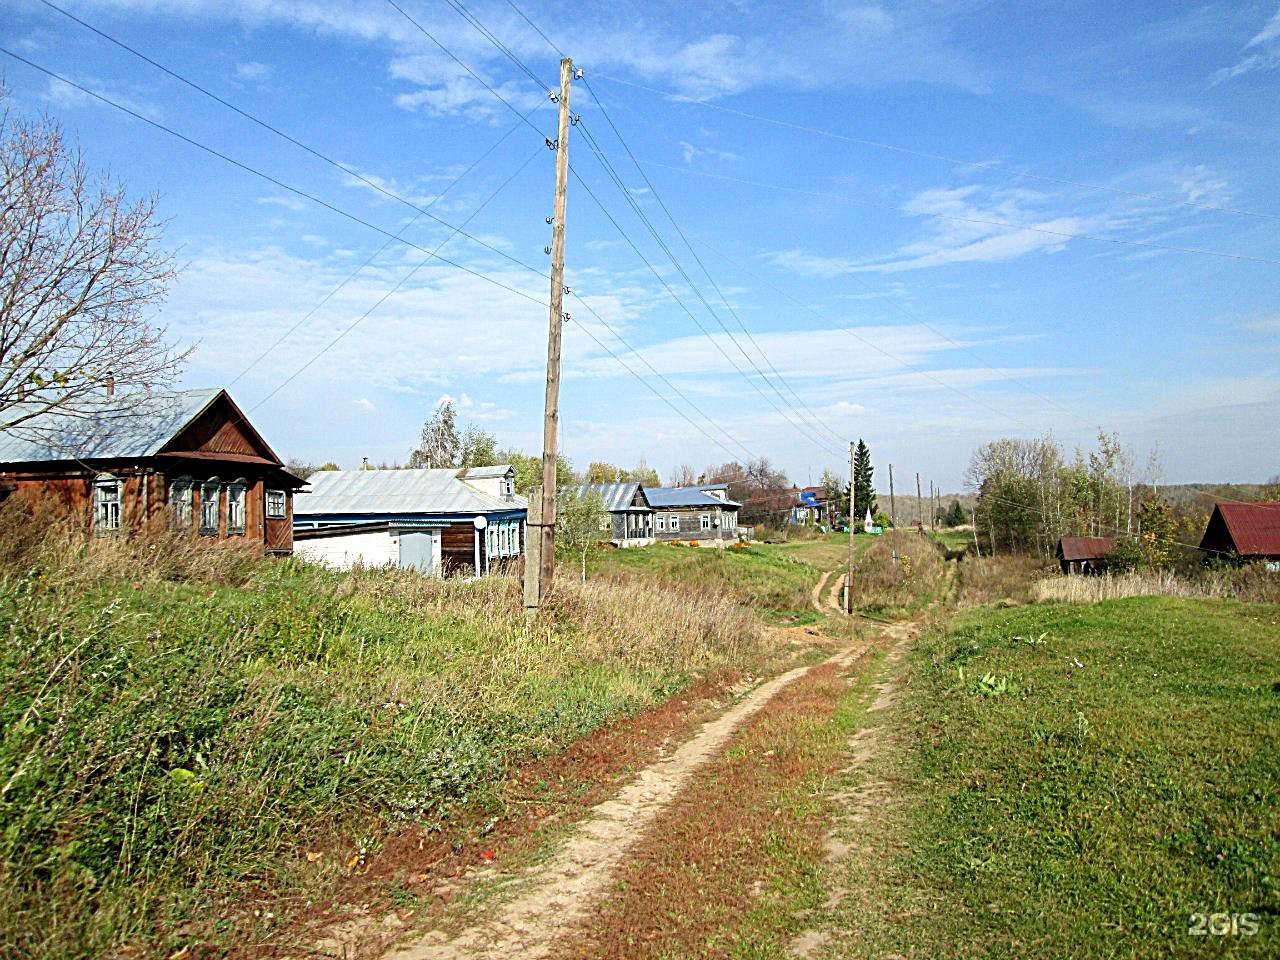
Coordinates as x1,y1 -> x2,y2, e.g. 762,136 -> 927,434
566,482 -> 650,513
0,388 -> 223,463
647,486 -> 742,509
462,464 -> 515,479
295,468 -> 527,518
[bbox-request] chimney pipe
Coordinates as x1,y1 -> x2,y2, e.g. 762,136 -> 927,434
105,372 -> 115,398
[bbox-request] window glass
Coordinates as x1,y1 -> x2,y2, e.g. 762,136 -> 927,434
265,489 -> 286,519
226,481 -> 247,535
200,480 -> 221,536
94,477 -> 121,534
169,478 -> 193,529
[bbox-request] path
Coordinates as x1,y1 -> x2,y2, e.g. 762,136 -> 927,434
381,636 -> 878,960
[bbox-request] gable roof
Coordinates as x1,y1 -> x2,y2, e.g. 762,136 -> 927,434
295,468 -> 526,519
0,386 -> 288,471
647,486 -> 741,509
566,482 -> 650,512
1056,536 -> 1115,561
1199,502 -> 1280,557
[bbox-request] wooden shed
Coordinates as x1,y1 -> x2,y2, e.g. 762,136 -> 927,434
1056,536 -> 1115,575
0,388 -> 304,554
1198,502 -> 1280,566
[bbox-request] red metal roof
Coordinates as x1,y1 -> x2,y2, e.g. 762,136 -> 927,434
1057,536 -> 1115,561
1200,502 -> 1280,557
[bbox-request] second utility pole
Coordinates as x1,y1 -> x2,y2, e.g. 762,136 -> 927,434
531,57 -> 573,612
846,440 -> 855,614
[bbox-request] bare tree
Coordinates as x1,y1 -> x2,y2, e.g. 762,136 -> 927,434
0,102 -> 183,430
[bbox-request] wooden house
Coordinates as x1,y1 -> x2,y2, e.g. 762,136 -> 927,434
565,482 -> 654,547
1056,536 -> 1115,575
292,466 -> 526,575
647,485 -> 742,544
0,388 -> 304,554
1198,502 -> 1280,567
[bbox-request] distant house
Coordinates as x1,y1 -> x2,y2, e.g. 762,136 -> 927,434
565,482 -> 654,547
790,486 -> 827,526
293,465 -> 525,575
0,388 -> 304,554
647,484 -> 742,544
1198,502 -> 1280,567
1056,536 -> 1115,575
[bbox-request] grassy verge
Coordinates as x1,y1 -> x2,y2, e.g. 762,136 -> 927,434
0,508 -> 779,959
555,644 -> 886,959
824,597 -> 1280,958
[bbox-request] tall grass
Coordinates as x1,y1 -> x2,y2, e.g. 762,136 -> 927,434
1034,566 -> 1280,604
849,530 -> 951,615
0,505 -> 766,959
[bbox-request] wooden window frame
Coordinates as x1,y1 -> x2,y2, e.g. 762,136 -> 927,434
265,488 -> 287,519
199,479 -> 221,537
226,479 -> 247,536
169,476 -> 193,530
93,475 -> 122,535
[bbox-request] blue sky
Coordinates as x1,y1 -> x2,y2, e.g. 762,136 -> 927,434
4,0 -> 1278,490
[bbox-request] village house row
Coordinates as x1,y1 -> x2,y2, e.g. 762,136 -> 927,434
1,387 -> 1276,574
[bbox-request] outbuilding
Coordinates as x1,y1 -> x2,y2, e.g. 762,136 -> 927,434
1056,536 -> 1115,575
1198,502 -> 1280,567
293,466 -> 526,575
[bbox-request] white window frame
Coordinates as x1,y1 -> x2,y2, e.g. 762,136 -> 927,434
669,514 -> 680,533
265,488 -> 287,519
700,513 -> 712,531
94,475 -> 122,535
226,479 -> 247,536
200,479 -> 221,536
169,477 -> 193,530
657,515 -> 666,532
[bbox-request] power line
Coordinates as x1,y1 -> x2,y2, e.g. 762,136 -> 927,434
231,105 -> 545,389
36,0 -> 555,278
571,130 -> 847,460
580,76 -> 852,452
248,145 -> 545,412
591,71 -> 1280,225
0,51 -> 551,304
585,148 -> 1280,269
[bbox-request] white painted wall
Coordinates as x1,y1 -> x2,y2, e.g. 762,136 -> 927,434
295,530 -> 396,571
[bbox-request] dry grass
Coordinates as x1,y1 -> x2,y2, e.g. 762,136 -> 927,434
849,530 -> 951,615
1033,567 -> 1280,604
957,553 -> 1054,606
0,503 -> 778,960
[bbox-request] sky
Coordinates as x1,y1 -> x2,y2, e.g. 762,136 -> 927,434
3,0 -> 1278,491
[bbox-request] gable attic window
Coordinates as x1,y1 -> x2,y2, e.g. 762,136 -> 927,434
502,475 -> 515,499
169,477 -> 193,530
265,489 -> 287,519
200,479 -> 221,536
93,475 -> 122,535
226,479 -> 247,535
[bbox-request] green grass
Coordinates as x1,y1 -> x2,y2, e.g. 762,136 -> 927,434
589,533 -> 877,623
827,597 -> 1280,957
0,520 -> 773,959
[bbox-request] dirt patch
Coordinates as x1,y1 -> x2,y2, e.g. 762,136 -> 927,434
811,569 -> 834,613
237,675 -> 747,959
378,641 -> 876,960
788,623 -> 916,958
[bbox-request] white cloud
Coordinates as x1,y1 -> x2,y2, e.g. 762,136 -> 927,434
1212,6 -> 1280,82
354,397 -> 376,412
235,61 -> 271,82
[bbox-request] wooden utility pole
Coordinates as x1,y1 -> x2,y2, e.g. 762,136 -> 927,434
528,57 -> 573,613
889,463 -> 899,564
846,440 -> 855,614
916,472 -> 922,531
522,489 -> 543,613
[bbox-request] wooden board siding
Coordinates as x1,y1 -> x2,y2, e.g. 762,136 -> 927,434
440,522 -> 482,575
161,395 -> 277,463
0,464 -> 295,554
652,505 -> 739,542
